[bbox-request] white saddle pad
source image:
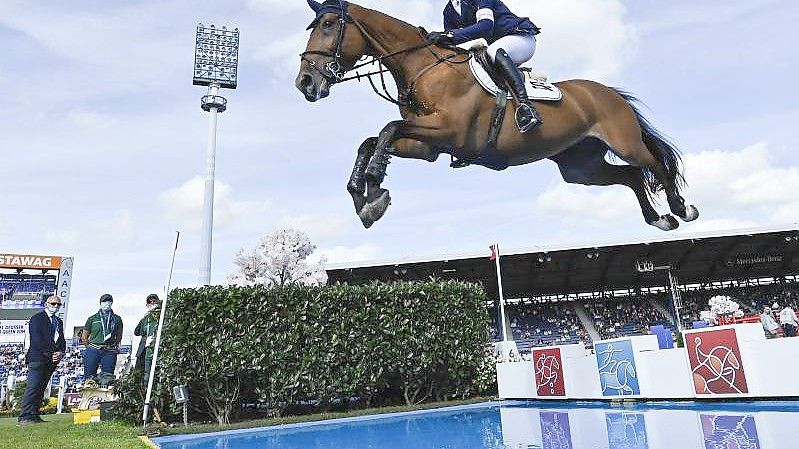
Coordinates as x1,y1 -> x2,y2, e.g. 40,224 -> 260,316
468,57 -> 562,102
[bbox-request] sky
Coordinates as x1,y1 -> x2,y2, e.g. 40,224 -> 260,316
0,0 -> 797,334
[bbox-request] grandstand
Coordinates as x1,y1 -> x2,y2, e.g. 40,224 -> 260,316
327,226 -> 799,352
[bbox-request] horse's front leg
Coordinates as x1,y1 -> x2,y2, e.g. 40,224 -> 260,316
358,117 -> 450,228
347,137 -> 377,215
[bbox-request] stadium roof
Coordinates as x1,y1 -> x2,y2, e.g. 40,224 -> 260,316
326,224 -> 799,299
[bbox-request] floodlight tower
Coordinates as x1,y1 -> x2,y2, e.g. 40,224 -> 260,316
193,24 -> 239,285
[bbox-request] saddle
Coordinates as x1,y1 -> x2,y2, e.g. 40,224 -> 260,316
461,39 -> 562,101
449,42 -> 561,170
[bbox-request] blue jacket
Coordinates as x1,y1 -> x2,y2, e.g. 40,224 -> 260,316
443,0 -> 539,45
26,310 -> 66,363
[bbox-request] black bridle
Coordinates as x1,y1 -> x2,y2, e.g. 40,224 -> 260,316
299,1 -> 470,108
299,0 -> 352,84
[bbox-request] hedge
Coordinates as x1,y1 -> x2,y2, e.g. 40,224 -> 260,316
115,280 -> 491,424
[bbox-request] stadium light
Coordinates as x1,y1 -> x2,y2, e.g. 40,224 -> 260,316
193,24 -> 240,286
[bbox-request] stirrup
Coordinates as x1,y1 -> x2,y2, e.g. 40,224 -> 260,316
515,104 -> 541,133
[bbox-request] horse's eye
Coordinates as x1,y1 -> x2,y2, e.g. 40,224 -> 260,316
322,20 -> 334,29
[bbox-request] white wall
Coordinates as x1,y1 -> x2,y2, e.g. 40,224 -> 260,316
497,323 -> 799,400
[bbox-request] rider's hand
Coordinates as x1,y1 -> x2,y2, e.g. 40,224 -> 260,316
427,31 -> 454,46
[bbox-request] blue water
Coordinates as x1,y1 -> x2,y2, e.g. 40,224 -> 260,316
154,401 -> 799,449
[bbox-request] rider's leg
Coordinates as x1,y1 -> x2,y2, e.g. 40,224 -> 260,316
488,34 -> 542,132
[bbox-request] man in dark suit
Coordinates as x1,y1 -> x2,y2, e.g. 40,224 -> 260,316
18,295 -> 65,425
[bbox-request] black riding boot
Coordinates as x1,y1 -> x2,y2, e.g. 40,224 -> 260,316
494,49 -> 542,133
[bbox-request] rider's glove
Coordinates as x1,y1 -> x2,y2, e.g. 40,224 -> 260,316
427,31 -> 454,46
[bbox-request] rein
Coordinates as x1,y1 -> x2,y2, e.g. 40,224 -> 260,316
300,6 -> 470,109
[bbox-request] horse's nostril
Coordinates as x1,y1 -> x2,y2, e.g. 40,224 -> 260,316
300,74 -> 313,90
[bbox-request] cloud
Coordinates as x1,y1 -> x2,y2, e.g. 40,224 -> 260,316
159,176 -> 271,231
252,0 -> 636,82
45,209 -> 138,251
277,213 -> 349,240
510,0 -> 637,81
246,0 -> 309,14
532,142 -> 799,232
320,243 -> 382,265
681,142 -> 799,214
67,109 -> 118,129
535,183 -> 638,223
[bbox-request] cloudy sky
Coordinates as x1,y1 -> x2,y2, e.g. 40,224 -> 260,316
0,0 -> 796,333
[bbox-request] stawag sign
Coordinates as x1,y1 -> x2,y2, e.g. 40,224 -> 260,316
0,254 -> 63,269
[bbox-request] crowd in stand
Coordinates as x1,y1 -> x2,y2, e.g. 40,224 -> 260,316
504,302 -> 592,349
1,343 -> 86,394
585,297 -> 672,340
490,282 -> 799,353
680,283 -> 799,328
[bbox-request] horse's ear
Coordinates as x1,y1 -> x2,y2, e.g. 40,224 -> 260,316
307,0 -> 323,13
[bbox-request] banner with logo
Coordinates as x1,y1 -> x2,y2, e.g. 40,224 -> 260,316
533,347 -> 565,397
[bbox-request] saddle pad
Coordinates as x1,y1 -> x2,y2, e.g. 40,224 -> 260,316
469,57 -> 562,102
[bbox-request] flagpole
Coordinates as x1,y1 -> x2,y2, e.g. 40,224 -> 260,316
493,243 -> 509,342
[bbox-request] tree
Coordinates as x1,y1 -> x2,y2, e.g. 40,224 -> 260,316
227,228 -> 327,287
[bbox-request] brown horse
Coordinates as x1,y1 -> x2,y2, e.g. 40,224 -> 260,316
295,1 -> 699,230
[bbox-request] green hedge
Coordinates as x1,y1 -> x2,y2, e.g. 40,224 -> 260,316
115,280 -> 490,424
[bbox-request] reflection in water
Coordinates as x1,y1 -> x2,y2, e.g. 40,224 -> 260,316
540,411 -> 572,449
605,413 -> 648,449
157,402 -> 796,449
700,414 -> 760,449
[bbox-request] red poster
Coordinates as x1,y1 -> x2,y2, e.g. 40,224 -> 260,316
686,328 -> 749,394
533,347 -> 565,397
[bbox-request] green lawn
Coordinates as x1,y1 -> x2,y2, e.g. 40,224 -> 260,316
0,397 -> 494,448
0,413 -> 148,449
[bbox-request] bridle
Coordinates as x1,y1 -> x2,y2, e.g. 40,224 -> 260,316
299,1 -> 351,83
299,1 -> 470,108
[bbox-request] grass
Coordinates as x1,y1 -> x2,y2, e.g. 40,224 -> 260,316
0,413 -> 148,449
0,397 -> 494,448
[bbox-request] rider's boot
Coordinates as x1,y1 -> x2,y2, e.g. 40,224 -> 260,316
494,49 -> 542,133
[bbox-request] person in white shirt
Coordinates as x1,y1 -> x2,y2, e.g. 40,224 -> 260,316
760,306 -> 780,338
777,303 -> 798,337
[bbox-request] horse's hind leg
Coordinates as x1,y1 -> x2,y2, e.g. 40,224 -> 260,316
597,93 -> 699,224
347,137 -> 377,215
551,138 -> 666,227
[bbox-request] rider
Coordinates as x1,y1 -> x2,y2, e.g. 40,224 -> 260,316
428,0 -> 542,132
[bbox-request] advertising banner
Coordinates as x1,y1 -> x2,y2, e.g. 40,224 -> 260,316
0,254 -> 62,269
595,339 -> 641,396
0,320 -> 28,343
686,328 -> 749,395
533,347 -> 565,397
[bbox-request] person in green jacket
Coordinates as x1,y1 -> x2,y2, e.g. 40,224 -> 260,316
81,293 -> 123,385
134,293 -> 161,380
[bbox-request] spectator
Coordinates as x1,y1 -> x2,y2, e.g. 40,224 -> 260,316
760,306 -> 780,338
81,294 -> 123,385
778,302 -> 799,337
18,295 -> 65,425
134,293 -> 161,379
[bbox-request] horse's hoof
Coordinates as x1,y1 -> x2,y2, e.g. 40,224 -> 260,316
358,190 -> 391,229
649,214 -> 679,231
680,205 -> 699,222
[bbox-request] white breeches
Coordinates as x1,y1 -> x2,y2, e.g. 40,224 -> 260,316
487,33 -> 536,65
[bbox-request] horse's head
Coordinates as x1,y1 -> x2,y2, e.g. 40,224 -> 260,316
296,0 -> 368,102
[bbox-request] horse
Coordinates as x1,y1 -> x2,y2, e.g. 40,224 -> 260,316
296,0 -> 699,230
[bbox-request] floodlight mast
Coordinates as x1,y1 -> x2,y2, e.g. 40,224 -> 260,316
193,23 -> 239,285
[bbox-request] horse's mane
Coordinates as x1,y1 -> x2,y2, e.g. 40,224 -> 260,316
348,3 -> 469,55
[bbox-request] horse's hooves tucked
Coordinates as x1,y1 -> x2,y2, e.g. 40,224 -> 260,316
649,215 -> 679,231
358,190 -> 391,229
680,205 -> 700,222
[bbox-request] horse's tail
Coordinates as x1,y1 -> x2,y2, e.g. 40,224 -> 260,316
612,88 -> 685,198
